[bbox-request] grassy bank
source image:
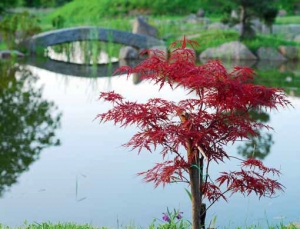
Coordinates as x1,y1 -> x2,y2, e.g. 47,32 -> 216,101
275,15 -> 300,24
0,223 -> 100,229
1,222 -> 300,229
1,1 -> 300,54
28,5 -> 300,53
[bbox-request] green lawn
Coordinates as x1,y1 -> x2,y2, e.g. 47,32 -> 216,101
0,223 -> 104,229
0,222 -> 299,229
275,15 -> 300,24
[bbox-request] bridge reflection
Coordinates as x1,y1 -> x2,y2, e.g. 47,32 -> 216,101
27,57 -> 142,78
26,57 -> 300,95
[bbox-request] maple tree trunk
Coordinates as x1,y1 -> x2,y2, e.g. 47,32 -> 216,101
189,151 -> 205,229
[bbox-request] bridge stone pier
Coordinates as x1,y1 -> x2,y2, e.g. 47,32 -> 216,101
28,26 -> 165,54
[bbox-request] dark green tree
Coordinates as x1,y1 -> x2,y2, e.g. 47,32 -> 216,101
224,0 -> 279,39
0,11 -> 41,52
20,0 -> 72,7
0,61 -> 62,197
0,0 -> 18,14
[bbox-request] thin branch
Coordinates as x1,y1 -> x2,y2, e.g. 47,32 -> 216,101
228,155 -> 245,161
200,189 -> 232,218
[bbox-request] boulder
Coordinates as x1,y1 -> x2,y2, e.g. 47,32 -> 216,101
184,14 -> 198,23
196,9 -> 205,17
119,46 -> 139,59
200,58 -> 257,71
183,14 -> 210,25
255,60 -> 286,71
251,18 -> 263,33
256,47 -> 287,61
207,22 -> 228,30
278,46 -> 300,60
294,35 -> 300,42
277,9 -> 287,17
199,41 -> 257,60
196,17 -> 210,25
230,10 -> 238,19
132,16 -> 158,38
0,50 -> 25,59
272,24 -> 300,40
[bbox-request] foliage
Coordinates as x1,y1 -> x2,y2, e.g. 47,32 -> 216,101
97,38 -> 291,229
276,0 -> 300,14
19,0 -> 72,7
49,0 -> 202,20
0,11 -> 41,52
0,0 -> 19,14
149,208 -> 191,229
51,14 -> 65,29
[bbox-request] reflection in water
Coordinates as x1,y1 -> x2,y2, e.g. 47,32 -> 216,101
0,61 -> 62,197
27,57 -> 142,79
237,111 -> 273,160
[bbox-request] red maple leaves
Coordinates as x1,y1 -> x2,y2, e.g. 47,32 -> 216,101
97,38 -> 290,206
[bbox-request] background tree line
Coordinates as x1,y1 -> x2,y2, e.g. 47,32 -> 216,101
1,0 -> 299,15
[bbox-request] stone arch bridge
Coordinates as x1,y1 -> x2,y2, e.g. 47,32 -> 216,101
29,26 -> 164,53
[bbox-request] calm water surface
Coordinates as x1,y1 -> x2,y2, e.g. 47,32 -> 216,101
0,60 -> 299,228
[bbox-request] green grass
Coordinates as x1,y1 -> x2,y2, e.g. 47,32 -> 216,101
188,30 -> 239,53
0,222 -> 299,229
243,34 -> 300,52
0,222 -> 104,229
0,43 -> 8,50
275,15 -> 300,25
187,30 -> 300,53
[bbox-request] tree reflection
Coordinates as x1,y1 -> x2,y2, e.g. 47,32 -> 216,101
237,110 -> 274,160
0,61 -> 62,197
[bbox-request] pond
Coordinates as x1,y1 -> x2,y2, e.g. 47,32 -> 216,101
0,57 -> 300,229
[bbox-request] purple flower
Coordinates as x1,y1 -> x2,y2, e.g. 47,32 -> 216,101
176,212 -> 183,219
162,213 -> 170,222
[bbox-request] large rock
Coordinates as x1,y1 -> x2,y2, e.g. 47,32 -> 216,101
271,24 -> 300,40
278,46 -> 300,60
183,14 -> 210,25
199,41 -> 257,60
196,9 -> 205,17
200,58 -> 257,71
132,16 -> 158,38
230,10 -> 238,19
294,35 -> 300,42
0,50 -> 25,59
256,47 -> 287,61
255,60 -> 286,71
277,9 -> 287,17
119,46 -> 139,59
207,22 -> 229,30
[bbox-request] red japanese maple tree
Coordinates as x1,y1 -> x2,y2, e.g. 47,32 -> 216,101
97,38 -> 291,229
